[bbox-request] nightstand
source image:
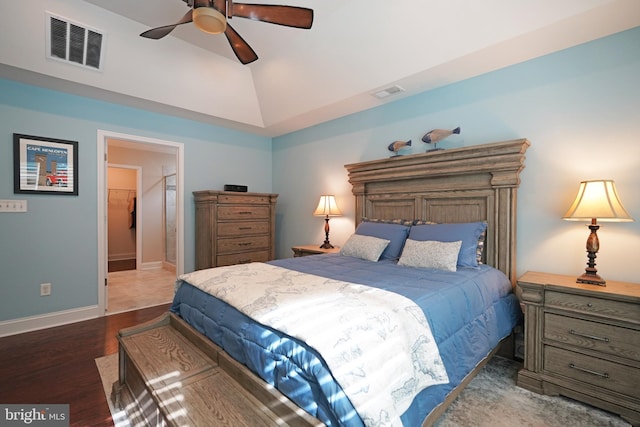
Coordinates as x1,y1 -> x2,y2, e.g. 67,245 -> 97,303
516,271 -> 640,426
291,245 -> 341,257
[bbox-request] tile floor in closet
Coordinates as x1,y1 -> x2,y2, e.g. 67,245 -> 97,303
107,267 -> 176,314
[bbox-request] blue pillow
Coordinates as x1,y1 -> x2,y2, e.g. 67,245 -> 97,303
408,221 -> 488,268
355,221 -> 410,261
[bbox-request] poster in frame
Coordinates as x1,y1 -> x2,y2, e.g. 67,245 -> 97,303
13,133 -> 79,196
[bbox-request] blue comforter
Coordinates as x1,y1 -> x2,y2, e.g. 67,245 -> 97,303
170,254 -> 522,426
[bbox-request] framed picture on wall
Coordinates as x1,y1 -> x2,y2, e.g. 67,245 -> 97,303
13,133 -> 79,195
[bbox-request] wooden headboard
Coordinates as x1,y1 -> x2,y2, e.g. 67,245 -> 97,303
345,139 -> 530,285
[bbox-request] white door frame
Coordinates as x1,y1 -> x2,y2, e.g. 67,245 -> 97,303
97,130 -> 185,315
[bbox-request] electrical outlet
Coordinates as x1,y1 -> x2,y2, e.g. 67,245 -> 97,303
0,199 -> 27,212
40,283 -> 51,296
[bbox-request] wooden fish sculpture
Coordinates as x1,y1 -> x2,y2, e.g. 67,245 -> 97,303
387,140 -> 412,155
422,127 -> 460,150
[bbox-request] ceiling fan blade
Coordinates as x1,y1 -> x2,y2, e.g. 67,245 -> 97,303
140,10 -> 194,39
230,4 -> 313,29
224,24 -> 258,64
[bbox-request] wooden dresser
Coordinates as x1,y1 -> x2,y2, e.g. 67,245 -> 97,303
517,271 -> 640,425
194,191 -> 278,270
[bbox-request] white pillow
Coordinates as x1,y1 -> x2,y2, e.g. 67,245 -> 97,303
340,234 -> 390,262
398,239 -> 462,271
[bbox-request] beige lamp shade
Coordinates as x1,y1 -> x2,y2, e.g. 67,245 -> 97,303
313,195 -> 342,217
563,180 -> 633,222
193,7 -> 227,34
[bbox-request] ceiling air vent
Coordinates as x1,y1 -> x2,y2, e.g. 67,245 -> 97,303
372,85 -> 405,99
46,12 -> 105,71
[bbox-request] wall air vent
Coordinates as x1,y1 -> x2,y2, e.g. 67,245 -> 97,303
46,12 -> 105,71
372,85 -> 405,99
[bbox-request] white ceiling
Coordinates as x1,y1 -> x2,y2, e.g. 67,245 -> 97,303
1,0 -> 639,137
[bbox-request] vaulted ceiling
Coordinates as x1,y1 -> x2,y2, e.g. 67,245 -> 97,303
1,0 -> 639,136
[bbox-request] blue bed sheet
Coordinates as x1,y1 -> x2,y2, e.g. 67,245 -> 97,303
170,254 -> 522,426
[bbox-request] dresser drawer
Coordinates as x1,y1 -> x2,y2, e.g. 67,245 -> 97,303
218,221 -> 270,237
218,205 -> 270,220
546,291 -> 640,323
544,313 -> 640,362
218,194 -> 273,205
217,250 -> 270,267
544,346 -> 640,397
217,236 -> 270,254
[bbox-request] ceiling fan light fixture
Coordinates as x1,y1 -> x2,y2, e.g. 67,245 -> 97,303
193,7 -> 227,35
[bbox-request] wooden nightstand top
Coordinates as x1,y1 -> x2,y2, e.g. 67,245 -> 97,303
518,271 -> 640,300
292,245 -> 341,257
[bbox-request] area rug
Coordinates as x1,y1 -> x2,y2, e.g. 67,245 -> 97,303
96,354 -> 630,426
95,353 -> 131,427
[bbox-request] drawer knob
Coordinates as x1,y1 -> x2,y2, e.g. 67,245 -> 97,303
569,363 -> 609,379
569,329 -> 610,342
586,303 -> 593,308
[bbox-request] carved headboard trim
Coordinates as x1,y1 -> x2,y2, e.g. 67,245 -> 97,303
345,139 -> 530,285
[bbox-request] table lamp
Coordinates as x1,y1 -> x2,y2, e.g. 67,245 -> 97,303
314,195 -> 342,249
562,180 -> 633,285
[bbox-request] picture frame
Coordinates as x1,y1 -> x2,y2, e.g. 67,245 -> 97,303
13,133 -> 79,195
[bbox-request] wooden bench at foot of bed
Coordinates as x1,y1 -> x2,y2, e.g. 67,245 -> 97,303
112,312 -> 323,427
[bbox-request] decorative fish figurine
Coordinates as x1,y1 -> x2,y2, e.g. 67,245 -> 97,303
421,127 -> 460,144
387,140 -> 412,154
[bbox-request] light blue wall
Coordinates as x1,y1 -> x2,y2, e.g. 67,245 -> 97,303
2,27 -> 639,326
273,27 -> 640,283
0,79 -> 272,321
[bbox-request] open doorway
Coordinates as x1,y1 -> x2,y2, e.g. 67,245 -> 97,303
97,130 -> 184,315
107,165 -> 139,273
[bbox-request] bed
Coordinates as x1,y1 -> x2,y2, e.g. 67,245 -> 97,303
170,139 -> 530,426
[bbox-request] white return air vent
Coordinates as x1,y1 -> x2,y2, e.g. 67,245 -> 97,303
46,12 -> 105,71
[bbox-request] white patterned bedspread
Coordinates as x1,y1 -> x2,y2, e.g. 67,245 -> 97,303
178,263 -> 449,426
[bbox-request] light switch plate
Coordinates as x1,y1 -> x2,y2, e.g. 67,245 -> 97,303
0,199 -> 27,212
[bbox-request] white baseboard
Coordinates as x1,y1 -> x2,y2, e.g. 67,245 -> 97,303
141,261 -> 163,270
162,261 -> 176,273
0,305 -> 101,338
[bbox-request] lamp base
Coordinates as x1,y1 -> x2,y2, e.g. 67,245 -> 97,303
319,216 -> 334,249
576,272 -> 606,286
575,221 -> 606,286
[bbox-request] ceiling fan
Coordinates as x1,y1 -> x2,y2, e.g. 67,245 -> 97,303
140,0 -> 314,64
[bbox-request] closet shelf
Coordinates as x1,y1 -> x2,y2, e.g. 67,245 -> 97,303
108,188 -> 136,202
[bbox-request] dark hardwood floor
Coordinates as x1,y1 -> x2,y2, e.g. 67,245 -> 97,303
0,304 -> 171,426
107,258 -> 136,273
